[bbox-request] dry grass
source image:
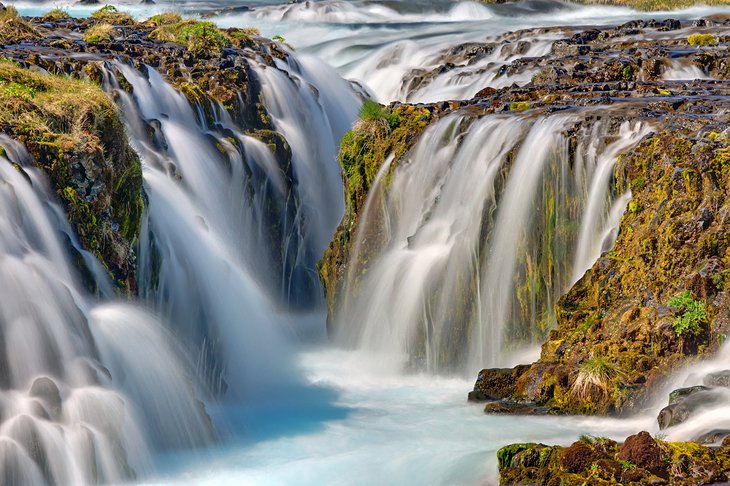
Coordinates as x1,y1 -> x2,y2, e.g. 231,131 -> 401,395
0,60 -> 118,152
570,356 -> 625,404
0,6 -> 41,44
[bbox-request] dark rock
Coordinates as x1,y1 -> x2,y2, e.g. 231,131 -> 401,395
617,431 -> 665,475
469,364 -> 530,401
668,385 -> 710,404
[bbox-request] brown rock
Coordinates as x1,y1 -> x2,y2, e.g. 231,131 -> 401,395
560,441 -> 595,473
617,431 -> 666,476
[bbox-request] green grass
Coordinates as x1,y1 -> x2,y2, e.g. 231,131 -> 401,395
667,291 -> 707,336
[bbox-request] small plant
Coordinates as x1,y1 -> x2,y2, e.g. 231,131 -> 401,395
688,33 -> 718,46
570,356 -> 624,403
622,65 -> 633,80
509,101 -> 530,111
272,35 -> 286,43
718,332 -> 727,346
3,82 -> 36,98
84,23 -> 115,44
359,100 -> 385,121
618,459 -> 637,470
667,291 -> 707,337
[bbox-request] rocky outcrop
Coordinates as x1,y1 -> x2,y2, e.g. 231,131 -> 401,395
0,9 -> 295,293
498,432 -> 730,485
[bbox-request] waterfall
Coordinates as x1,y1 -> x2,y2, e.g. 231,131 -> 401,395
334,111 -> 648,373
0,138 -> 210,485
101,53 -> 358,401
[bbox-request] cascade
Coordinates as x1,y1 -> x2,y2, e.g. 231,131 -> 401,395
102,53 -> 358,399
334,111 -> 649,372
0,138 -> 210,485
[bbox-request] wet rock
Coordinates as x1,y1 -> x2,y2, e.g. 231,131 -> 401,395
668,385 -> 710,404
697,429 -> 730,444
703,370 -> 730,387
551,40 -> 590,57
468,364 -> 530,401
28,377 -> 62,420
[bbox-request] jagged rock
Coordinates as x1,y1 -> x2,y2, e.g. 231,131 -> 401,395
697,429 -> 730,444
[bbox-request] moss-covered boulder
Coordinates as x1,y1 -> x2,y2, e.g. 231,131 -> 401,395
0,60 -> 143,292
498,432 -> 730,485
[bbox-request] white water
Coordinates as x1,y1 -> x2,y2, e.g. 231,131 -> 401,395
0,138 -> 210,484
5,1 -> 730,484
152,348 -> 652,485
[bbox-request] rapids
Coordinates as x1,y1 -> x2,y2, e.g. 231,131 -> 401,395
5,0 -> 730,484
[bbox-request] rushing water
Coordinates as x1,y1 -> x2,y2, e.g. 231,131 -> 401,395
5,0 -> 730,484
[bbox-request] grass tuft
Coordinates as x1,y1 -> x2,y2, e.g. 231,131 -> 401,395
90,5 -> 135,25
83,23 -> 115,44
570,356 -> 625,404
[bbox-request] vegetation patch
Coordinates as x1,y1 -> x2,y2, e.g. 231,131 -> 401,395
90,5 -> 135,25
668,291 -> 707,336
688,33 -> 719,46
0,5 -> 41,44
83,23 -> 115,44
0,60 -> 143,291
42,8 -> 71,21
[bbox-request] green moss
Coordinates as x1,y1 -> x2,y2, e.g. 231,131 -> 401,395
509,101 -> 530,111
497,443 -> 536,470
688,33 -> 718,46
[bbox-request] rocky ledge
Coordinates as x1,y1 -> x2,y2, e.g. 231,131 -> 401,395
0,6 -> 293,292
